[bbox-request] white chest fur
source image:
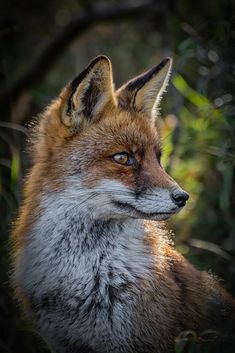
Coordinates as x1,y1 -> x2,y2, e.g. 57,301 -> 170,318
15,191 -> 154,352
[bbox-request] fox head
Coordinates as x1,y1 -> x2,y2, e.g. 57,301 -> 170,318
32,55 -> 189,221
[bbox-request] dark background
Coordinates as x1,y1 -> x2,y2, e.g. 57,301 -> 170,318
0,0 -> 235,352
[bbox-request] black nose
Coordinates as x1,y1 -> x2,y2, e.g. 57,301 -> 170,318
171,190 -> 189,207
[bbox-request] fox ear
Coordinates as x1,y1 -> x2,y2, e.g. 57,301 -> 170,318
117,58 -> 172,120
62,55 -> 116,128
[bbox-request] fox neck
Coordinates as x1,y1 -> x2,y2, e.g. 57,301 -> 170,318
17,191 -> 155,300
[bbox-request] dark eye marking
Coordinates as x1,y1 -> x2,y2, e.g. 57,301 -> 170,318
112,152 -> 137,167
156,150 -> 162,164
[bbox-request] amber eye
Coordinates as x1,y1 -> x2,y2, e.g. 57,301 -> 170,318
112,152 -> 136,166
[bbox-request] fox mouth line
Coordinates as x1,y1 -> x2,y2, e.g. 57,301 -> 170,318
112,200 -> 174,218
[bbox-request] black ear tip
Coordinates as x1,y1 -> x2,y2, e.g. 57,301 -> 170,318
69,55 -> 111,96
149,57 -> 172,76
89,54 -> 111,67
160,57 -> 173,67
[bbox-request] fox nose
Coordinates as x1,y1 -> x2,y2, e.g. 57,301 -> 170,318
171,190 -> 189,207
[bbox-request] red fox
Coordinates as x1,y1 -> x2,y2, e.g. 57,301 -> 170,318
11,55 -> 235,353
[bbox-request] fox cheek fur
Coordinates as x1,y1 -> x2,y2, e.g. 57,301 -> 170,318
11,55 -> 235,353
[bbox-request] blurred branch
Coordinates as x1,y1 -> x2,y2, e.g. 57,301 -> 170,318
0,0 -> 163,105
188,239 -> 232,260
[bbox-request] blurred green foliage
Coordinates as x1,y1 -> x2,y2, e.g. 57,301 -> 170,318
0,0 -> 235,352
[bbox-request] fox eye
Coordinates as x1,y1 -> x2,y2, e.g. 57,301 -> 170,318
112,152 -> 136,166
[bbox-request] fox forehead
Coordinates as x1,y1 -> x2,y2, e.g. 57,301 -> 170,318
68,109 -> 161,157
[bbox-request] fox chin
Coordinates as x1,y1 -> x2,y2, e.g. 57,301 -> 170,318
11,55 -> 235,353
